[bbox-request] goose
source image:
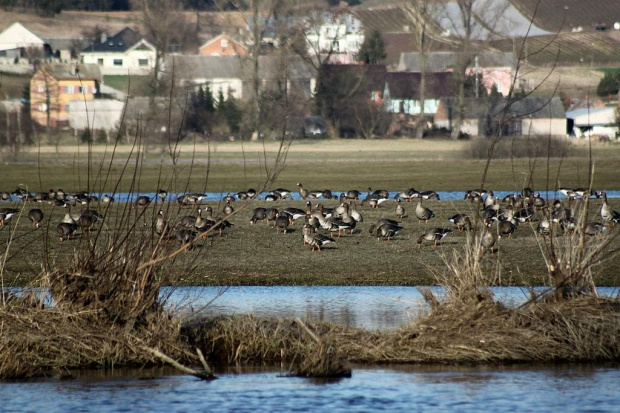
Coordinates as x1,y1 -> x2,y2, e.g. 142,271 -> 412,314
308,188 -> 325,199
492,217 -> 517,240
600,192 -> 620,224
223,194 -> 236,203
304,227 -> 336,252
296,183 -> 316,200
349,202 -> 364,223
33,192 -> 49,203
448,214 -> 472,232
302,222 -> 315,244
322,189 -> 336,200
417,227 -> 451,247
1,192 -> 12,201
134,195 -> 151,208
177,193 -> 204,207
484,190 -> 496,209
514,207 -> 535,224
57,222 -> 78,242
250,207 -> 267,224
56,189 -> 66,200
344,189 -> 361,200
395,199 -> 406,220
532,192 -> 545,209
415,199 -> 434,222
28,208 -> 44,229
304,213 -> 320,230
78,213 -> 97,232
264,192 -> 281,201
584,222 -> 607,237
369,188 -> 389,199
155,210 -> 171,237
367,196 -> 389,209
464,189 -> 487,201
179,209 -> 199,228
194,208 -> 214,238
369,222 -> 403,241
480,222 -> 496,255
222,200 -> 234,215
275,213 -> 290,234
157,189 -> 168,201
265,208 -> 279,225
273,188 -> 293,200
394,188 -> 418,202
522,187 -> 534,198
0,208 -> 18,227
102,194 -> 115,203
537,217 -> 551,237
416,190 -> 440,200
176,227 -> 196,251
376,218 -> 401,227
329,217 -> 356,237
282,206 -> 307,224
48,189 -> 58,201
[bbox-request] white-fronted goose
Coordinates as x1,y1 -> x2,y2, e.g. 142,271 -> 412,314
297,183 -> 323,200
176,227 -> 196,251
222,199 -> 234,215
0,208 -> 18,227
344,189 -> 361,200
492,217 -> 517,240
275,213 -> 290,234
265,208 -> 279,225
102,194 -> 115,203
155,210 -> 171,237
448,214 -> 472,232
304,226 -> 336,252
601,192 -> 620,224
464,189 -> 487,201
177,193 -> 204,208
395,200 -> 406,220
349,202 -> 364,223
57,222 -> 78,242
484,190 -> 496,209
415,199 -> 434,222
157,189 -> 168,201
417,228 -> 451,247
415,190 -> 440,200
1,192 -> 11,201
282,206 -> 307,224
28,208 -> 44,229
584,222 -> 607,237
250,207 -> 267,224
135,195 -> 151,208
480,222 -> 496,255
369,222 -> 403,241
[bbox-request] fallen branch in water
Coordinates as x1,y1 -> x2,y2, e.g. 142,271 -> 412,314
143,346 -> 215,380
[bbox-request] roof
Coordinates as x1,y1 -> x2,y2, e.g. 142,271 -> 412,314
68,99 -> 125,130
398,51 -> 517,72
382,33 -> 460,67
43,37 -> 89,52
566,107 -> 617,126
165,55 -> 316,81
40,63 -> 102,81
385,72 -> 454,99
0,22 -> 45,51
199,34 -> 247,50
439,96 -> 566,120
82,27 -> 143,53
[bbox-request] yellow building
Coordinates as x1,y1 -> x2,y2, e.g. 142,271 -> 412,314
30,63 -> 101,128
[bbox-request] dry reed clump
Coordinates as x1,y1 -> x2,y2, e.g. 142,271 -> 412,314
189,295 -> 620,367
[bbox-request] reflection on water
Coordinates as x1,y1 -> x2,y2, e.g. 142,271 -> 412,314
2,364 -> 619,412
164,286 -> 619,331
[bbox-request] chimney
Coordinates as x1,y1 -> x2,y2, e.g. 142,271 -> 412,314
100,32 -> 107,44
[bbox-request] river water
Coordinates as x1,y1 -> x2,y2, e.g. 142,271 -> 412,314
3,286 -> 620,412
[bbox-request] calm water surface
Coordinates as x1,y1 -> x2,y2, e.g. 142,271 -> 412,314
2,364 -> 619,412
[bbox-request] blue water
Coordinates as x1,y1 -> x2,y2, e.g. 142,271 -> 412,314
56,189 -> 620,203
2,364 -> 619,412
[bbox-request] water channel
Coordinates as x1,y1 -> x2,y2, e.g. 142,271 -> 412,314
4,286 -> 619,412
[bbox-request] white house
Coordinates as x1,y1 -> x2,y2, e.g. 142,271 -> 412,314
566,107 -> 618,138
80,27 -> 156,75
304,12 -> 364,64
0,22 -> 45,56
69,99 -> 126,132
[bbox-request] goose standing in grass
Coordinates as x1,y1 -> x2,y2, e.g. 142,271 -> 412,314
303,225 -> 335,251
349,201 -> 364,223
0,208 -> 18,227
102,194 -> 115,203
134,195 -> 151,208
600,192 -> 620,224
369,222 -> 403,242
296,183 -> 324,200
177,193 -> 204,208
395,199 -> 406,220
28,208 -> 44,229
448,214 -> 472,232
302,223 -> 315,245
155,210 -> 171,237
584,222 -> 607,237
222,199 -> 234,215
250,207 -> 267,225
344,189 -> 361,200
394,188 -> 417,202
415,198 -> 434,223
480,222 -> 496,255
57,221 -> 78,242
484,190 -> 496,209
1,192 -> 12,201
416,190 -> 440,200
157,189 -> 168,201
179,208 -> 199,229
493,217 -> 517,240
273,188 -> 293,200
417,228 -> 451,248
176,227 -> 196,251
275,213 -> 290,234
282,205 -> 307,225
265,208 -> 279,226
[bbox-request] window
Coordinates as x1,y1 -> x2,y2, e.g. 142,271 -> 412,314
113,59 -> 123,66
138,59 -> 148,67
78,86 -> 89,94
495,82 -> 503,93
221,39 -> 228,48
38,103 -> 48,112
97,58 -> 104,65
65,85 -> 74,94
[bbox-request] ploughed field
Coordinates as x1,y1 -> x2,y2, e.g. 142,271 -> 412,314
2,194 -> 619,287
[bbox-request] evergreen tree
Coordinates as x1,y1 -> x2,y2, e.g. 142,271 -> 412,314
358,30 -> 386,65
217,89 -> 226,112
597,70 -> 620,98
223,97 -> 242,133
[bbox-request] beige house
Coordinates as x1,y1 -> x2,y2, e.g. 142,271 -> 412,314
30,63 -> 101,128
199,34 -> 248,56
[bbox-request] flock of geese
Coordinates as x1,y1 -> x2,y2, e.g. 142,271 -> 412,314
0,184 -> 618,253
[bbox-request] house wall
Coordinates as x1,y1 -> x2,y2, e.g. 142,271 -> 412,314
30,70 -> 97,127
187,78 -> 243,100
305,18 -> 363,64
199,36 -> 248,56
465,67 -> 513,97
81,48 -> 155,75
522,118 -> 567,137
386,99 -> 441,116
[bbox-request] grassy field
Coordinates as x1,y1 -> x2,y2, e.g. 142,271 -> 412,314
1,139 -> 620,288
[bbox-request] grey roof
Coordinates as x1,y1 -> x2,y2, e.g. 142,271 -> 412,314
41,63 -> 102,81
399,51 -> 518,71
440,97 -> 566,120
82,27 -> 140,53
68,99 -> 125,131
165,55 -> 316,81
385,72 -> 454,99
43,37 -> 88,52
